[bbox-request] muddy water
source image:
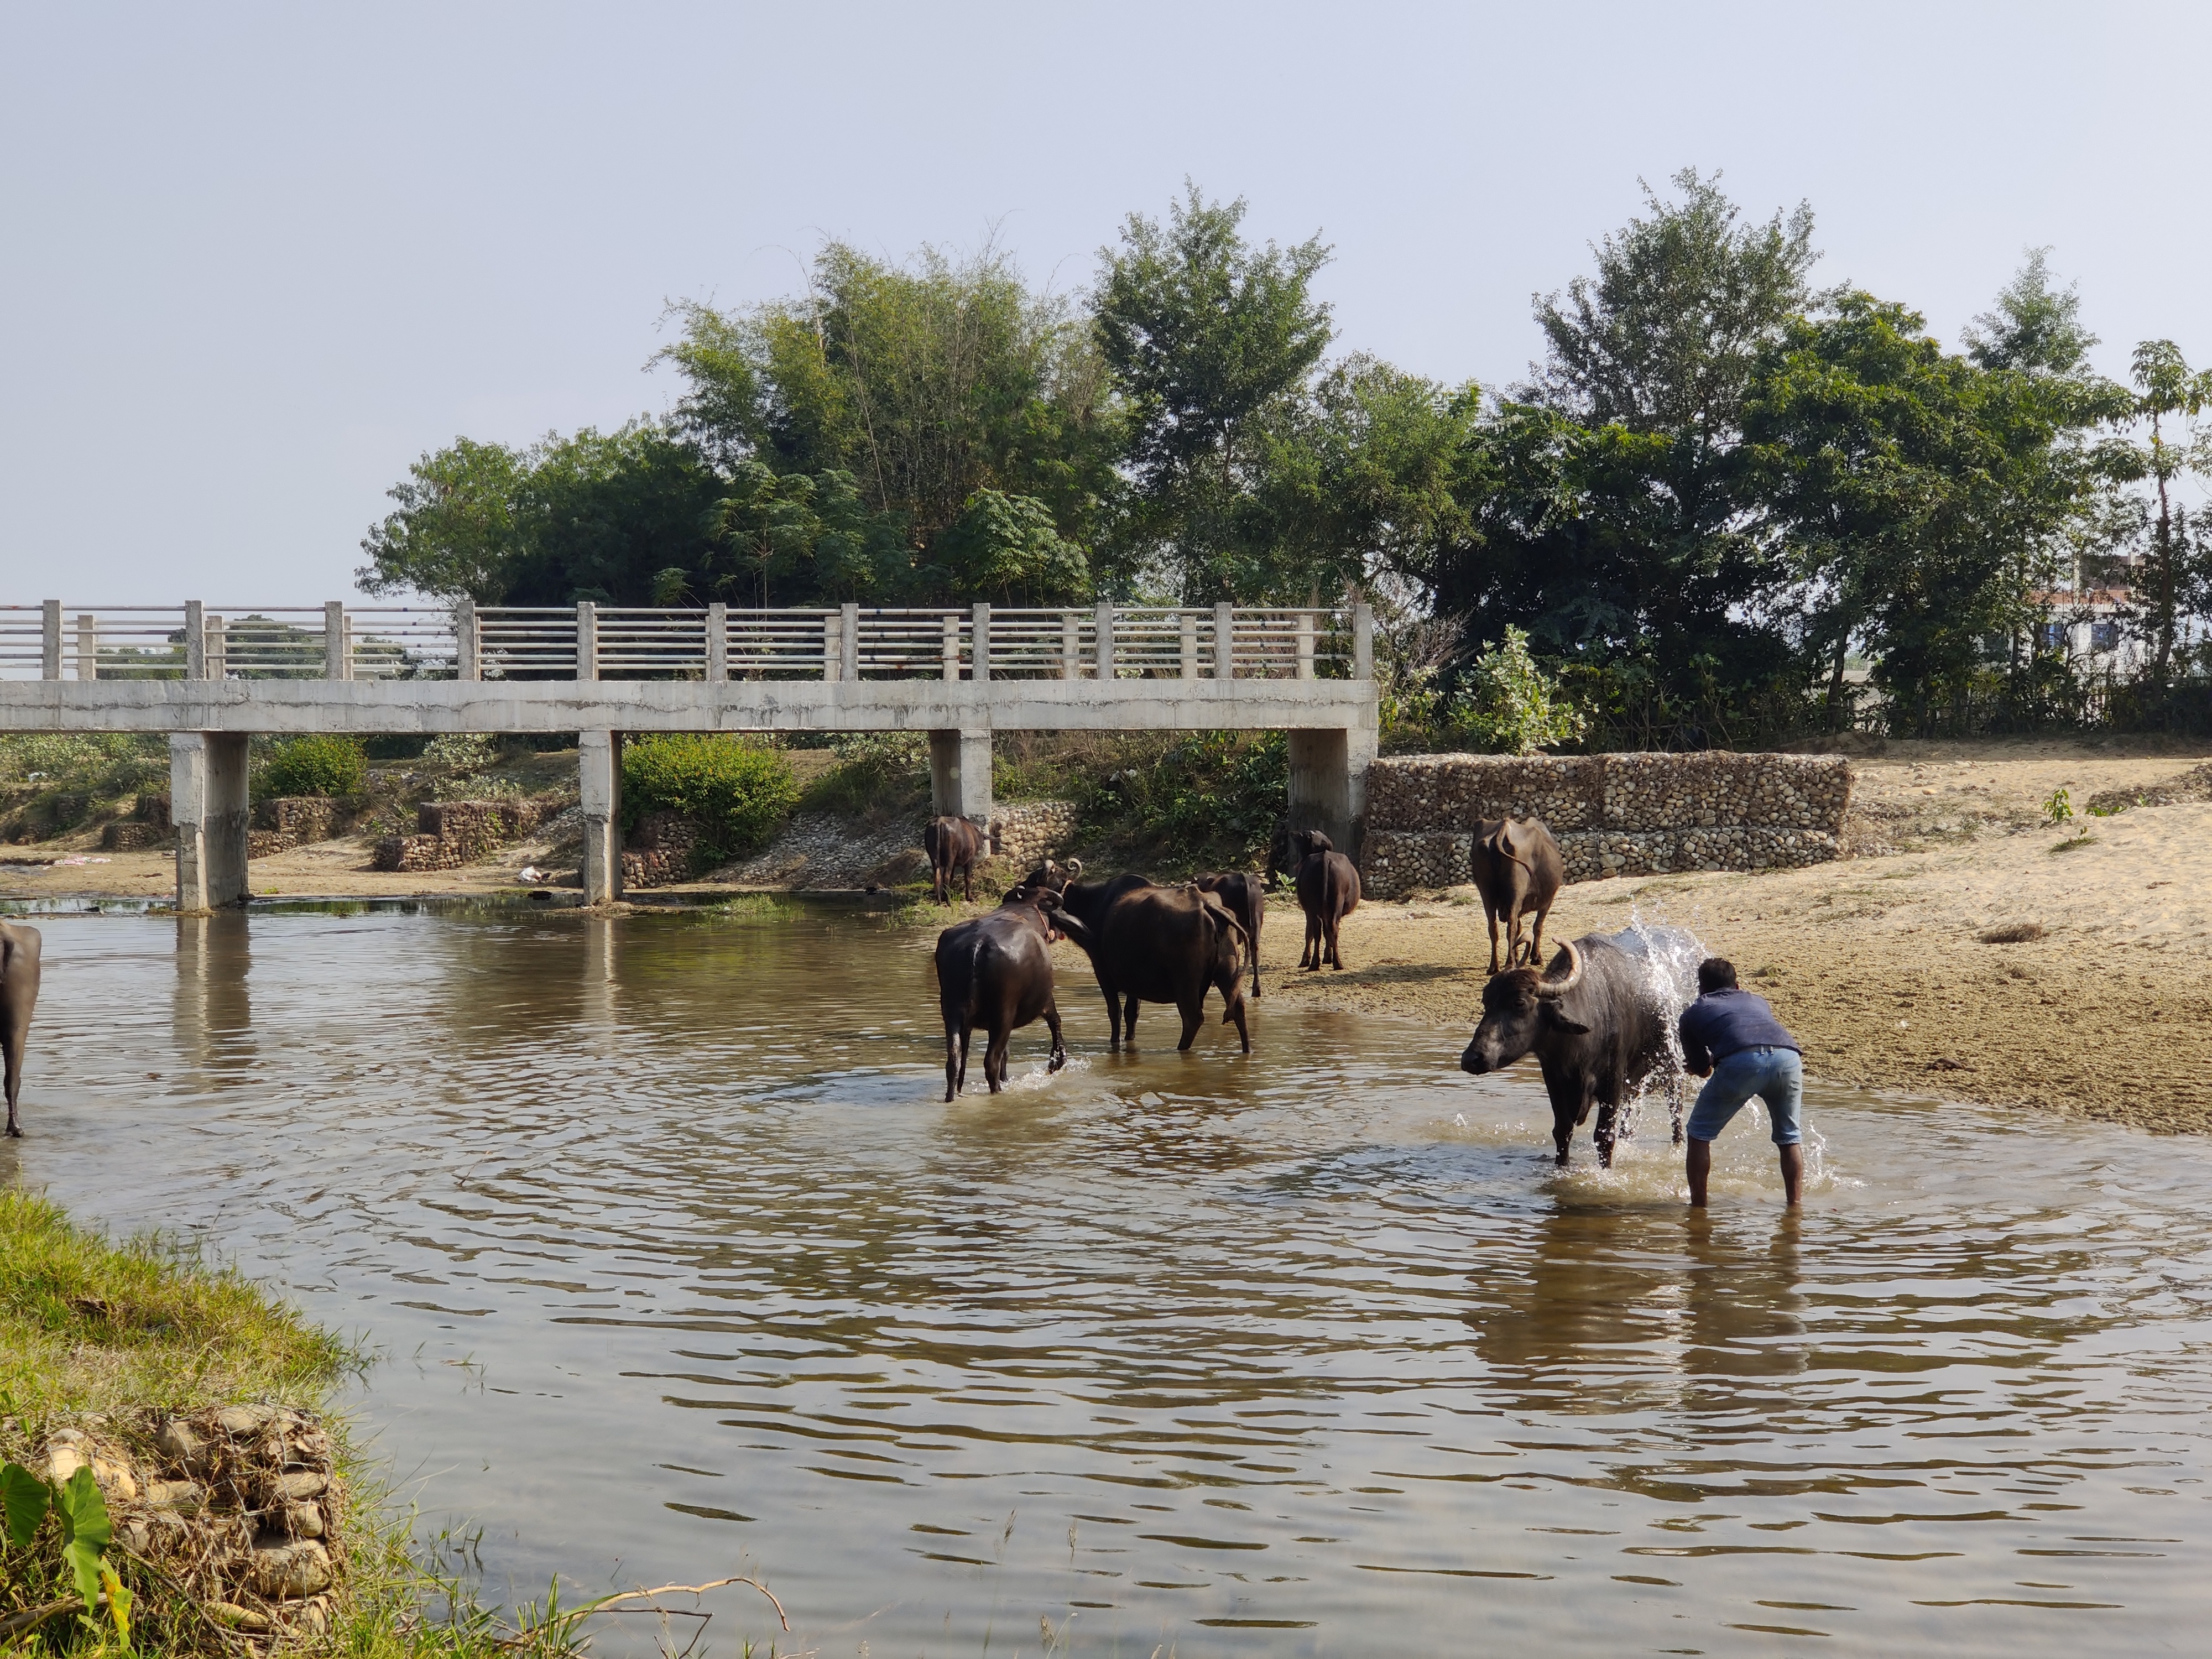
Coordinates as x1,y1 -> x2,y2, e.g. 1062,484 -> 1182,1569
7,903 -> 2210,1656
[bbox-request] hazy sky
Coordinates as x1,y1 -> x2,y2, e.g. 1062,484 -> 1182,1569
4,1 -> 2205,601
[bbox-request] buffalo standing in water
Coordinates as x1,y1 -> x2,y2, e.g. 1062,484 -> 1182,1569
935,885 -> 1091,1099
2,920 -> 41,1138
1459,931 -> 1681,1168
923,815 -> 999,904
1192,872 -> 1266,1000
1024,860 -> 1252,1052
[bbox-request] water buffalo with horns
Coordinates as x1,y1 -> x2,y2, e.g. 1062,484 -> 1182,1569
1024,859 -> 1252,1051
935,884 -> 1092,1099
1458,931 -> 1682,1168
2,920 -> 41,1138
1192,872 -> 1266,1000
924,815 -> 1000,904
1470,816 -> 1563,975
1268,825 -> 1359,972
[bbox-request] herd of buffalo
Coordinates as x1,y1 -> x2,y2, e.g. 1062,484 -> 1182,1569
932,811 -> 1690,1170
0,810 -> 1687,1170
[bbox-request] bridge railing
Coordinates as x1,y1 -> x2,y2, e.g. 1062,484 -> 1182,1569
3,601 -> 1370,684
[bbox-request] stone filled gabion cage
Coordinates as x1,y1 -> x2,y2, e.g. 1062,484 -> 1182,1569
1360,752 -> 1854,898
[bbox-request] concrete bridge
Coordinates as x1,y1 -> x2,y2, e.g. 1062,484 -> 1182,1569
1,599 -> 1378,910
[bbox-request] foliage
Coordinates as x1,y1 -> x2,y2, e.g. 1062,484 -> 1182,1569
931,488 -> 1090,603
1001,731 -> 1287,869
620,735 -> 798,866
2043,787 -> 2073,825
256,734 -> 367,800
1462,627 -> 1588,753
794,732 -> 930,823
0,735 -> 167,797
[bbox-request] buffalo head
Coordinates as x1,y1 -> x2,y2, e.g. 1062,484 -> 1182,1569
1267,822 -> 1332,881
1020,855 -> 1080,894
1459,941 -> 1589,1074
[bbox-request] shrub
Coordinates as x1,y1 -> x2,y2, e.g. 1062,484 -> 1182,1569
621,734 -> 798,867
256,735 -> 366,799
1463,627 -> 1588,755
1000,730 -> 1286,870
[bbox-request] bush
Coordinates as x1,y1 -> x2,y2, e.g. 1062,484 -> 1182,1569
999,730 -> 1286,870
621,734 -> 798,867
257,735 -> 367,799
1463,627 -> 1587,755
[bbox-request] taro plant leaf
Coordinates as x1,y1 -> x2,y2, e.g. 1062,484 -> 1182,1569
1,1460 -> 51,1546
53,1465 -> 112,1610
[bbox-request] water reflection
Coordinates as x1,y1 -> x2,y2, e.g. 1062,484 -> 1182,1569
7,906 -> 2212,1657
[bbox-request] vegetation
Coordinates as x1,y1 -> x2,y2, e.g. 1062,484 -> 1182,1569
357,171 -> 2212,746
620,734 -> 798,869
255,734 -> 368,800
997,730 -> 1288,870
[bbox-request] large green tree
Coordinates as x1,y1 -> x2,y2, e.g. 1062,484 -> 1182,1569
1092,185 -> 1334,599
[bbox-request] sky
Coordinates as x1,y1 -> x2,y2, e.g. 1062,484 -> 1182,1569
3,0 -> 2206,602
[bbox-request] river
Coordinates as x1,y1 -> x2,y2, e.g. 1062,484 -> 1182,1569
3,901 -> 2206,1655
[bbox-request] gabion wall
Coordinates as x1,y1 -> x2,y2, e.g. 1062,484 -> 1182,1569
1361,752 -> 1853,898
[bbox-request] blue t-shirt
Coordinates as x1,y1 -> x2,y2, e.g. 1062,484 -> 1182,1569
1678,987 -> 1801,1072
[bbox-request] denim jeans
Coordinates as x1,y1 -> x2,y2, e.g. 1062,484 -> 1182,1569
1687,1046 -> 1804,1147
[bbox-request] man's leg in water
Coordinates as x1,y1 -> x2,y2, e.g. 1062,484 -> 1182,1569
1688,1138 -> 1713,1207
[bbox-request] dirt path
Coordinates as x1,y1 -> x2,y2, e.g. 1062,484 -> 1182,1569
8,738 -> 2210,1130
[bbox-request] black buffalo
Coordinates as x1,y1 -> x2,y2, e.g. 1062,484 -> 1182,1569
1469,816 -> 1564,975
1458,931 -> 1682,1167
1269,826 -> 1359,972
924,815 -> 1000,903
1026,859 -> 1251,1052
2,920 -> 40,1138
934,885 -> 1091,1099
1192,872 -> 1266,1000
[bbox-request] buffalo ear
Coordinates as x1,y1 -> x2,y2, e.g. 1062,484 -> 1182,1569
1546,1013 -> 1592,1035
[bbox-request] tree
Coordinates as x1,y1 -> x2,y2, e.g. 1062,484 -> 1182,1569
1963,247 -> 2097,375
357,438 -> 529,600
661,239 -> 1119,579
930,488 -> 1089,604
1093,184 -> 1333,598
2116,340 -> 2212,681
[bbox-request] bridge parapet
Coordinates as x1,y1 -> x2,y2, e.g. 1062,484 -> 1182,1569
2,601 -> 1369,685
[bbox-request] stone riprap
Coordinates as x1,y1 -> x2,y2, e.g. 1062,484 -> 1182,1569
702,799 -> 1081,893
988,800 -> 1080,869
1361,752 -> 1852,897
372,796 -> 554,872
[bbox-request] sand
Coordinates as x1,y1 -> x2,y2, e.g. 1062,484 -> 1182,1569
8,737 -> 2211,1131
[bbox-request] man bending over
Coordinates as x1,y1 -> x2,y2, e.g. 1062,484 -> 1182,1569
1678,958 -> 1804,1207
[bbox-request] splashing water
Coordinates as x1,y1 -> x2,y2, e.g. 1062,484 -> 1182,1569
1609,905 -> 1706,1149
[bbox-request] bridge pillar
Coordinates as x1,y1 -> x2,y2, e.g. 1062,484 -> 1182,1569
171,733 -> 249,913
579,731 -> 624,906
929,728 -> 992,826
1285,727 -> 1375,859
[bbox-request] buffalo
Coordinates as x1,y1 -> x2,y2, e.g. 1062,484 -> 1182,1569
2,920 -> 40,1138
923,815 -> 1000,904
1026,859 -> 1251,1052
1458,931 -> 1683,1168
1192,872 -> 1266,1000
935,884 -> 1091,1099
1470,816 -> 1563,975
1270,826 -> 1359,972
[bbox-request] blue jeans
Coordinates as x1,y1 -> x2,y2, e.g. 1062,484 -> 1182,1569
1687,1046 -> 1804,1147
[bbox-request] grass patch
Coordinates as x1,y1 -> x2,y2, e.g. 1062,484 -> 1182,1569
2047,832 -> 2098,853
1977,921 -> 2047,944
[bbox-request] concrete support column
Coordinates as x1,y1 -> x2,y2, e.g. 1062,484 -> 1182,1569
1214,601 -> 1235,680
929,728 -> 993,825
324,602 -> 352,680
76,614 -> 98,680
184,601 -> 205,679
580,730 -> 624,906
455,598 -> 479,681
40,601 -> 61,681
1286,726 -> 1376,860
171,732 -> 250,914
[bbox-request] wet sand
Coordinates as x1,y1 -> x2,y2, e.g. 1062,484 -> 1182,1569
9,738 -> 2211,1131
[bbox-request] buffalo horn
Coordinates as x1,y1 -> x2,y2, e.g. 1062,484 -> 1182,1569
1533,939 -> 1583,998
1065,857 -> 1083,880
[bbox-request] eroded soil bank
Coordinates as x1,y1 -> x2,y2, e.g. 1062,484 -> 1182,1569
8,736 -> 2210,1132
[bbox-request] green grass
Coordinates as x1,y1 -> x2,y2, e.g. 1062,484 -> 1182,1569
0,1191 -> 638,1659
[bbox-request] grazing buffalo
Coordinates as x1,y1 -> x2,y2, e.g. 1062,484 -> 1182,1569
2,920 -> 40,1138
924,815 -> 1000,904
1192,872 -> 1266,1000
1270,827 -> 1359,972
1458,931 -> 1681,1168
935,885 -> 1091,1099
1026,860 -> 1251,1052
1470,816 -> 1564,975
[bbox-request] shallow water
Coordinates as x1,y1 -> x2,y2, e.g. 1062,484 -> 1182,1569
6,904 -> 2209,1656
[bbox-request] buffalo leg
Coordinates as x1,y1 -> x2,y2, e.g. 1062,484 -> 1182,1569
1124,994 -> 1142,1045
1044,997 -> 1067,1072
1485,905 -> 1502,976
2,1036 -> 19,1138
1528,902 -> 1551,973
984,1025 -> 1010,1093
962,862 -> 974,902
1551,1108 -> 1574,1167
1224,996 -> 1250,1053
1100,982 -> 1124,1046
1505,906 -> 1524,969
1325,910 -> 1345,971
1176,999 -> 1203,1050
1594,1100 -> 1618,1168
1302,913 -> 1321,971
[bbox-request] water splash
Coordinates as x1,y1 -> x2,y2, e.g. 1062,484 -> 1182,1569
1609,905 -> 1706,1146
